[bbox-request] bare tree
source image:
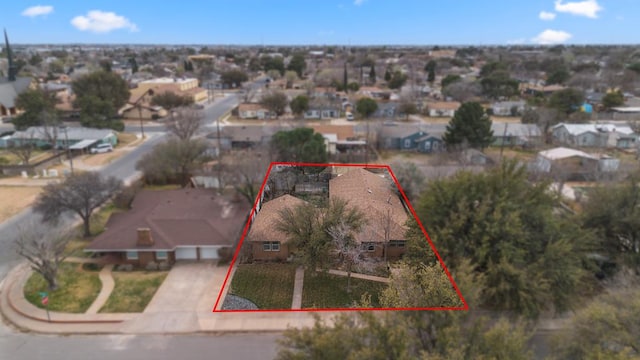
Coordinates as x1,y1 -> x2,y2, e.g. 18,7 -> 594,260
166,108 -> 203,141
326,219 -> 369,293
38,111 -> 61,150
34,172 -> 123,237
224,149 -> 271,205
8,130 -> 36,165
15,222 -> 75,291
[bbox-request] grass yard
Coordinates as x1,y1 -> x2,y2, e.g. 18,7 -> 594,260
230,263 -> 296,310
99,271 -> 168,313
24,262 -> 101,313
302,272 -> 387,309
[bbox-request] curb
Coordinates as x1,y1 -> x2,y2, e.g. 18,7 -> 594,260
0,265 -> 126,327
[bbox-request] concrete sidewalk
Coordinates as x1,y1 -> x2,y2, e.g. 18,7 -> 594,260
0,261 -> 339,335
291,267 -> 304,310
85,264 -> 115,314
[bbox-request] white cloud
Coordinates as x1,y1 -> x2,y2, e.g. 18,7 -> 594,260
539,11 -> 557,20
554,0 -> 602,18
21,5 -> 53,18
354,0 -> 367,5
71,10 -> 138,33
531,29 -> 573,44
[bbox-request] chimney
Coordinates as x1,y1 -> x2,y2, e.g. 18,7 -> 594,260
137,228 -> 153,246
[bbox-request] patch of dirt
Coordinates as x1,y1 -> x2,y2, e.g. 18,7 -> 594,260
0,186 -> 42,222
78,152 -> 121,167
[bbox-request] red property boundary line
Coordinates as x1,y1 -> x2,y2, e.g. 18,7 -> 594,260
212,162 -> 469,313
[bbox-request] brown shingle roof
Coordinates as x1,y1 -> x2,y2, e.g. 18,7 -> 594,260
329,168 -> 408,243
247,194 -> 309,244
86,189 -> 251,251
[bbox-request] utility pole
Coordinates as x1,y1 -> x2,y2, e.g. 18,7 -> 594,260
60,126 -> 74,175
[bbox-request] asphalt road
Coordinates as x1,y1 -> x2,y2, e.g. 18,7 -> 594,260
0,324 -> 280,360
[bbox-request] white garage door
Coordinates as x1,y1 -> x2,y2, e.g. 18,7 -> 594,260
199,247 -> 219,260
175,247 -> 198,260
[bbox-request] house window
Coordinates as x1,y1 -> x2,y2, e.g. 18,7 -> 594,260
404,139 -> 411,148
389,240 -> 406,248
262,242 -> 281,251
360,243 -> 376,252
156,251 -> 168,260
424,141 -> 432,150
126,251 -> 138,260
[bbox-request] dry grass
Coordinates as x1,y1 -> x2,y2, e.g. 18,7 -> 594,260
117,132 -> 138,146
0,186 -> 42,223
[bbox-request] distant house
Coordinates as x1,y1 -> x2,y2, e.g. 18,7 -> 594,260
119,103 -> 168,120
491,123 -> 542,147
520,83 -> 566,96
358,86 -> 390,100
378,124 -> 447,153
329,168 -> 409,260
0,31 -> 35,119
427,101 -> 460,117
310,124 -> 365,155
247,194 -> 309,261
209,125 -> 282,150
534,147 -> 619,180
551,123 -> 637,149
491,100 -> 526,116
304,106 -> 341,120
238,103 -> 274,120
132,77 -> 208,104
86,189 -> 251,266
373,102 -> 398,118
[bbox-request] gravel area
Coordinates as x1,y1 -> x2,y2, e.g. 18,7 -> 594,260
222,294 -> 259,310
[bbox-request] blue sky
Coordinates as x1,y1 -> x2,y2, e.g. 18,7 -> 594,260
3,0 -> 639,45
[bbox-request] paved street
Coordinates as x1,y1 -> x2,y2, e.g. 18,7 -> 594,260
0,324 -> 280,360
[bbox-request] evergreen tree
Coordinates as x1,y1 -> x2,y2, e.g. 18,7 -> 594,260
442,101 -> 493,150
369,64 -> 376,84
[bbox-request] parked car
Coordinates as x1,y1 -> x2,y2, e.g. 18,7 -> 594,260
346,112 -> 355,121
90,143 -> 113,154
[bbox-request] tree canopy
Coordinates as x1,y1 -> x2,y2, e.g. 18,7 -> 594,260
408,161 -> 592,318
287,53 -> 306,78
136,138 -> 209,187
548,88 -> 584,115
355,97 -> 378,119
150,91 -> 194,110
270,127 -> 327,164
220,69 -> 248,88
289,95 -> 309,117
442,102 -> 493,150
34,172 -> 123,237
72,70 -> 130,130
260,91 -> 288,118
13,88 -> 59,130
602,90 -> 625,110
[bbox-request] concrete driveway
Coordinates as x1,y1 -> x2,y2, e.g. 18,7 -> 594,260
121,261 -> 228,333
144,261 -> 227,313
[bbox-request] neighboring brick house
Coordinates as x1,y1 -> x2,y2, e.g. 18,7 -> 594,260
86,189 -> 251,266
329,168 -> 409,260
247,194 -> 309,261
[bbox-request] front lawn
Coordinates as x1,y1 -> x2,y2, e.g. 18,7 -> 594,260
24,262 -> 101,313
230,263 -> 296,310
99,271 -> 168,313
302,272 -> 386,309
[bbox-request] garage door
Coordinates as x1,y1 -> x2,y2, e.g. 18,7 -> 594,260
199,247 -> 219,260
175,247 -> 198,260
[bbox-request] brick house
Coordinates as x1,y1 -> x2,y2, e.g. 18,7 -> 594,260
86,189 -> 251,266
